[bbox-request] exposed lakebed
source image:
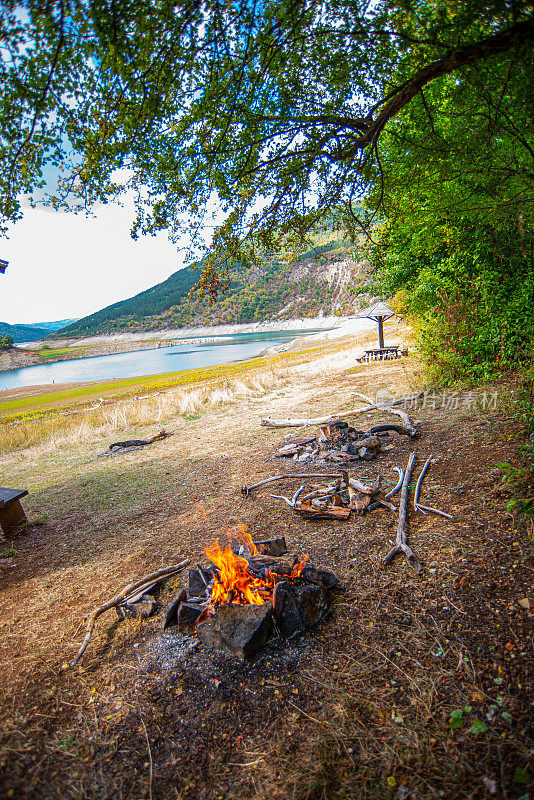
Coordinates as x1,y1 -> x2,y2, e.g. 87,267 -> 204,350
0,329 -> 326,390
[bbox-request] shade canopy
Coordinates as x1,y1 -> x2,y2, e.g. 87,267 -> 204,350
356,300 -> 395,321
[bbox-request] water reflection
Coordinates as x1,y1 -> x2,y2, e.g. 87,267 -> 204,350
0,329 -> 328,390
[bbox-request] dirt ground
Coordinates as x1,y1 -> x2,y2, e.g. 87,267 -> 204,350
0,341 -> 533,800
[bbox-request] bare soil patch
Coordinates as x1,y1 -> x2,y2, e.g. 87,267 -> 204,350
0,344 -> 532,800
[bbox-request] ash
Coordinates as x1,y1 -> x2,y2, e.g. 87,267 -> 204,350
138,626 -> 312,682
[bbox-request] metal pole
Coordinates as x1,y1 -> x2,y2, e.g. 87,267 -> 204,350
378,316 -> 384,349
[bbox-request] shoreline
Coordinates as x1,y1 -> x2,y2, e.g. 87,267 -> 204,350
1,316 -> 370,376
19,316 -> 346,349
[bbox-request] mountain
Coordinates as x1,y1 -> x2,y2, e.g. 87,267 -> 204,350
57,233 -> 371,338
30,319 -> 78,332
0,318 -> 80,343
0,321 -> 56,343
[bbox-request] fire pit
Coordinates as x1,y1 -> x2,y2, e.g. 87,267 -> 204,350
163,528 -> 343,660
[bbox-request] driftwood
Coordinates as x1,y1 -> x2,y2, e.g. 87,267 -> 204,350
385,467 -> 404,499
293,501 -> 352,520
260,392 -> 423,429
383,453 -> 421,572
346,474 -> 380,495
241,473 -> 343,495
348,487 -> 372,513
413,456 -> 454,519
71,561 -> 190,667
368,498 -> 397,512
383,407 -> 418,437
109,430 -> 171,451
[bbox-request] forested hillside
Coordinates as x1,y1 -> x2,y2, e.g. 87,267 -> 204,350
0,321 -> 57,343
58,236 -> 369,337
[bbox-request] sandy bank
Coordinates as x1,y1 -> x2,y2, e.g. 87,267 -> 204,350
20,315 -> 346,349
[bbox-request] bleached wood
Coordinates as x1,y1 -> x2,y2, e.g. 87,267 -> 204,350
71,561 -> 190,667
260,392 -> 423,428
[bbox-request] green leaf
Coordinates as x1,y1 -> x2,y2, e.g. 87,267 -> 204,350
469,720 -> 487,734
449,709 -> 463,730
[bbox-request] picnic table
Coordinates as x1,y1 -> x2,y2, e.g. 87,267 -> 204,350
358,346 -> 400,363
0,487 -> 29,535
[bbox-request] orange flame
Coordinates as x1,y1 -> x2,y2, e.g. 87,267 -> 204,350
227,524 -> 259,556
205,525 -> 309,607
205,538 -> 273,605
288,552 -> 309,579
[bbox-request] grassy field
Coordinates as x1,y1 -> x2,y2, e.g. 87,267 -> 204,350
0,336 -> 369,455
0,329 -> 533,800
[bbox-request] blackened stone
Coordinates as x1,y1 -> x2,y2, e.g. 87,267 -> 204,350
273,582 -> 305,638
176,602 -> 205,634
293,583 -> 328,627
196,602 -> 273,660
116,595 -> 157,620
301,564 -> 344,590
162,589 -> 187,630
188,568 -> 212,598
253,537 -> 288,556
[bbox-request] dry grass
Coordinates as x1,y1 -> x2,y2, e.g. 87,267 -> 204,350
8,323 -> 532,799
0,368 -> 288,456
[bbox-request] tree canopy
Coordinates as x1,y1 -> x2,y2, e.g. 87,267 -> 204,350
2,1 -> 533,292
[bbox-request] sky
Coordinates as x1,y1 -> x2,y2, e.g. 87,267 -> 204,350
0,199 -> 191,326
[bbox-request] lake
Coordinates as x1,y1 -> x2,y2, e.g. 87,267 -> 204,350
0,329 -> 330,391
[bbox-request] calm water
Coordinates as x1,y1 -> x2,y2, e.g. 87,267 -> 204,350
0,329 -> 328,391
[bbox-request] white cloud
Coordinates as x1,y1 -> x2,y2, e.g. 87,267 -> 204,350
0,199 -> 194,325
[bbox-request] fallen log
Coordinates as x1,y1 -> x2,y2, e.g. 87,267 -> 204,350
383,453 -> 421,572
260,392 -> 423,429
293,501 -> 352,520
109,430 -> 171,451
71,561 -> 190,667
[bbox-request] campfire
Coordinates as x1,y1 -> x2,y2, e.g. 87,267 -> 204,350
163,527 -> 342,659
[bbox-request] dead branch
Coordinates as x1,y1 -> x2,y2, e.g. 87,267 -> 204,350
416,503 -> 454,520
414,456 -> 432,510
368,498 -> 397,512
71,561 -> 190,667
383,453 -> 421,572
301,485 -> 339,501
270,493 -> 296,507
260,392 -> 423,428
381,407 -> 418,437
241,473 -> 343,495
413,456 -> 454,519
385,467 -> 404,499
292,484 -> 306,505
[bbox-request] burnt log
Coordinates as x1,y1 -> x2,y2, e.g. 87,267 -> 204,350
196,602 -> 273,660
273,581 -> 330,637
293,584 -> 329,627
301,564 -> 343,590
